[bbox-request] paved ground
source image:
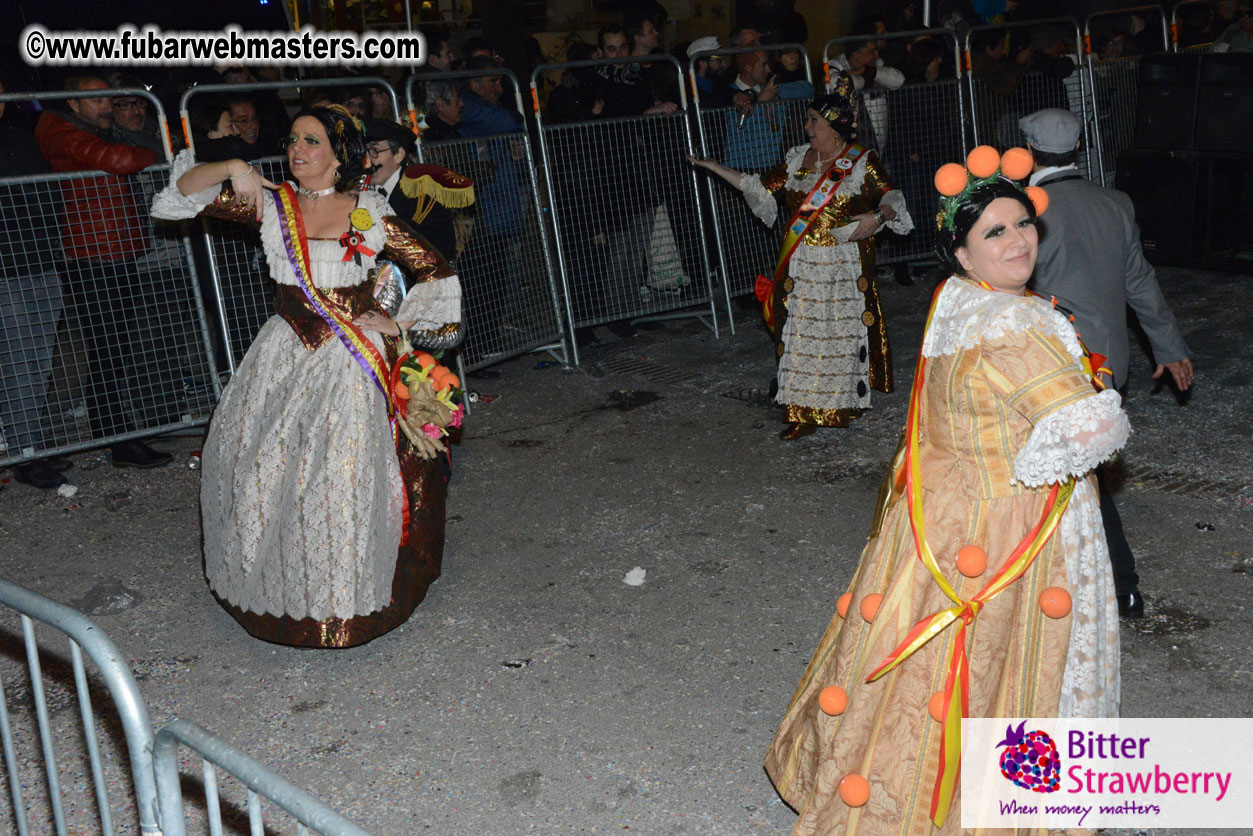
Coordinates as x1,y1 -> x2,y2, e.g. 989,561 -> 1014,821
1,266 -> 1250,836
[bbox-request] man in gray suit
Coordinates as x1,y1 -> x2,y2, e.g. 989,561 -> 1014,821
1021,107 -> 1194,619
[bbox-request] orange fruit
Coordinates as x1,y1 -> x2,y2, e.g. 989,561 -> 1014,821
1039,586 -> 1072,619
443,373 -> 460,390
392,380 -> 410,401
934,162 -> 968,196
859,593 -> 883,623
836,592 -> 852,619
955,544 -> 988,578
838,774 -> 870,807
966,145 -> 1001,178
817,686 -> 848,716
928,691 -> 947,723
415,352 -> 437,370
1000,146 -> 1034,180
1026,185 -> 1050,216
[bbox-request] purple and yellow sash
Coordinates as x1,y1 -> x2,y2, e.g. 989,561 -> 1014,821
272,184 -> 411,544
863,279 -> 1075,826
756,143 -> 867,333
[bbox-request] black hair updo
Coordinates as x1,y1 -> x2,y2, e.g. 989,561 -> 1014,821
934,179 -> 1037,277
284,105 -> 369,194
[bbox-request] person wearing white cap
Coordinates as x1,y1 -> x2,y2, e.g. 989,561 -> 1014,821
687,36 -> 727,103
1020,107 -> 1193,620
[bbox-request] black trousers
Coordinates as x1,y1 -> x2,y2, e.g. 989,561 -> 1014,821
1096,464 -> 1139,597
64,258 -> 146,440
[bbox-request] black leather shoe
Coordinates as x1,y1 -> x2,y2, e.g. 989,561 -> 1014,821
1117,590 -> 1145,619
12,461 -> 68,490
110,440 -> 173,469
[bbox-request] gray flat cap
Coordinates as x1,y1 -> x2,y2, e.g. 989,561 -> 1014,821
1019,108 -> 1082,153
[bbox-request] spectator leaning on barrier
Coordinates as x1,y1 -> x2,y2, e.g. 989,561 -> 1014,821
546,42 -> 605,123
0,77 -> 71,490
1021,107 -> 1193,620
422,78 -> 465,141
720,51 -> 786,171
108,74 -> 164,156
34,74 -> 172,469
457,55 -> 526,353
226,96 -> 268,155
687,36 -> 727,105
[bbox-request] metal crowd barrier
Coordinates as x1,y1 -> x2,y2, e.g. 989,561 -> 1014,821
1084,6 -> 1172,184
1170,0 -> 1217,52
688,43 -> 815,330
180,77 -> 400,377
963,18 -> 1100,182
824,29 -> 969,266
405,68 -> 569,371
0,578 -> 373,835
0,89 -> 220,470
530,54 -> 719,364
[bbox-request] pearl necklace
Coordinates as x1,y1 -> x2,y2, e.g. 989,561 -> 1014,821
297,184 -> 337,200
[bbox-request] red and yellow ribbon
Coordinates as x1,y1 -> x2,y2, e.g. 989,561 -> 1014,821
272,184 -> 411,544
864,279 -> 1075,826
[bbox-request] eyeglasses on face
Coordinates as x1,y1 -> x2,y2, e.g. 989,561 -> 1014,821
367,144 -> 399,158
113,100 -> 144,111
232,115 -> 260,126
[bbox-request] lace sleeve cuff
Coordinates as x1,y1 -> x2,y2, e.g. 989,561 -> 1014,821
1012,389 -> 1130,487
738,172 -> 778,226
879,189 -> 913,235
397,274 -> 464,351
150,150 -> 227,221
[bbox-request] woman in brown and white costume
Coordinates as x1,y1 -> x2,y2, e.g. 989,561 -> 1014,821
153,105 -> 462,647
690,77 -> 912,439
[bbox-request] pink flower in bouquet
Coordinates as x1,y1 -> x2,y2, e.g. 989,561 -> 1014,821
421,422 -> 443,440
449,404 -> 465,429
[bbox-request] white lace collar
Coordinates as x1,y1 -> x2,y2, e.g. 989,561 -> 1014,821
921,277 -> 1083,360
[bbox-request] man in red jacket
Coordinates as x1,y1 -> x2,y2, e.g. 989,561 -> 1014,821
35,74 -> 172,467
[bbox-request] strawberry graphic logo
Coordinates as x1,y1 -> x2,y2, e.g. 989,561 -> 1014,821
996,721 -> 1061,793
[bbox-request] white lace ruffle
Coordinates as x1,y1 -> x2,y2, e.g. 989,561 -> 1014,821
739,172 -> 778,226
1056,476 -> 1121,718
1012,389 -> 1129,487
878,189 -> 913,235
396,273 -> 462,330
922,278 -> 1085,361
150,149 -> 223,221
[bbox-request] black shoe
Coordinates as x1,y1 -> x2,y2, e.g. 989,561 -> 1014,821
1117,590 -> 1145,619
110,440 -> 173,469
575,327 -> 601,348
12,461 -> 69,490
894,263 -> 914,286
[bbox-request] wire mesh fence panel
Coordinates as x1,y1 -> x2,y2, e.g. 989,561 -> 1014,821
1088,56 -> 1143,182
866,78 -> 967,264
0,166 -> 219,468
196,156 -> 289,376
539,112 -> 716,329
417,134 -> 565,369
694,97 -> 812,299
967,69 -> 1097,174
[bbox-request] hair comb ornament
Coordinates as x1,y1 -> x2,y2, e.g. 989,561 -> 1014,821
933,145 -> 1048,232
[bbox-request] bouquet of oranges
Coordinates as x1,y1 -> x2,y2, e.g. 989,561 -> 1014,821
389,350 -> 465,459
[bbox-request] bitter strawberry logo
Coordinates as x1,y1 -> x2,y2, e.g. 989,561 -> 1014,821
996,721 -> 1061,793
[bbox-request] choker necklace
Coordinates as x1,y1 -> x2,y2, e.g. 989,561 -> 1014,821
297,184 -> 336,200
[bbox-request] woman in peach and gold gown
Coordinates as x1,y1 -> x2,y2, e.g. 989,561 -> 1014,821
763,162 -> 1125,835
